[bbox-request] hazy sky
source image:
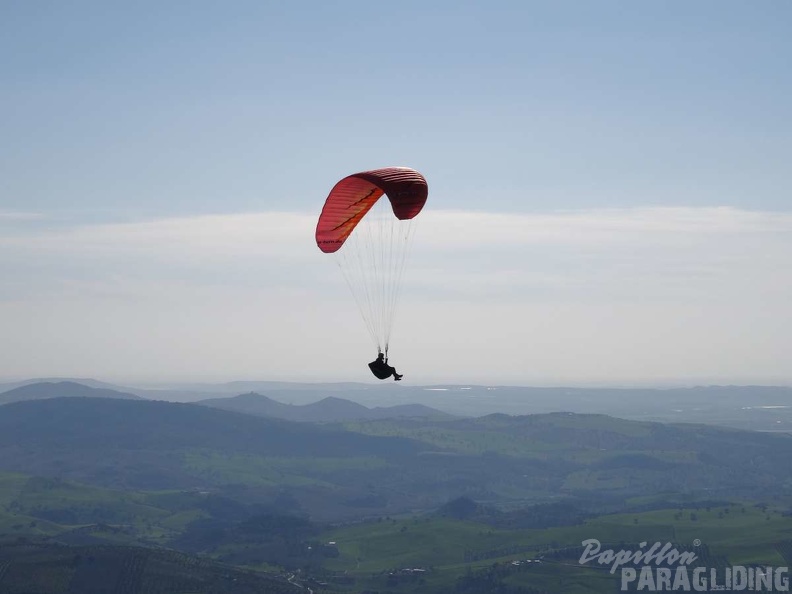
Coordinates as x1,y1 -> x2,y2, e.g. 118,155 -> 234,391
1,1 -> 790,386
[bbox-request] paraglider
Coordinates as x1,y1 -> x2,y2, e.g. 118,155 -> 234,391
368,352 -> 403,381
315,167 -> 428,380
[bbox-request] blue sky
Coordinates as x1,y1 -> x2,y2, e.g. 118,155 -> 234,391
1,2 -> 791,385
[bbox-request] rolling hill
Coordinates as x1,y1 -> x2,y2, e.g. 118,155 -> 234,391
5,379 -> 792,433
0,381 -> 142,405
0,397 -> 425,459
0,541 -> 300,593
3,397 -> 792,521
198,392 -> 451,421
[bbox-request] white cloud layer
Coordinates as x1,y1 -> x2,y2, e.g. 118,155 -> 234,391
1,207 -> 790,385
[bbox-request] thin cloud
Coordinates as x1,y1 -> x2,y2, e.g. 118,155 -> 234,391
0,211 -> 43,221
4,205 -> 791,253
0,212 -> 315,260
1,205 -> 790,384
2,207 -> 790,303
416,207 -> 792,248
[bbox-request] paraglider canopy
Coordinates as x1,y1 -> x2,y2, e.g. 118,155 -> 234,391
315,167 -> 428,357
316,167 -> 428,253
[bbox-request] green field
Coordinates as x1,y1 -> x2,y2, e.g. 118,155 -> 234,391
2,474 -> 792,593
3,402 -> 792,593
312,503 -> 792,593
182,450 -> 389,487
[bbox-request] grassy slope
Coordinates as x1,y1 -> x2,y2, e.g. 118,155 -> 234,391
2,477 -> 791,593
3,404 -> 792,592
0,543 -> 299,594
317,504 -> 792,593
0,472 -> 207,547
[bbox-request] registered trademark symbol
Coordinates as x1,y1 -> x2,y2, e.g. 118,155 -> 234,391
693,539 -> 701,547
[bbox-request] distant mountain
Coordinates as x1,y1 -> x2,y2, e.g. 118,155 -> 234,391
0,397 -> 425,456
0,381 -> 142,405
0,379 -> 387,404
294,396 -> 373,421
198,392 -> 452,422
4,378 -> 792,431
4,397 -> 792,522
196,392 -> 300,418
126,381 -> 393,404
371,403 -> 449,418
123,380 -> 380,404
0,377 -> 126,393
0,397 -> 428,492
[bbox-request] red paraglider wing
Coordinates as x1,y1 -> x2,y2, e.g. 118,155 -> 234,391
315,167 -> 428,253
